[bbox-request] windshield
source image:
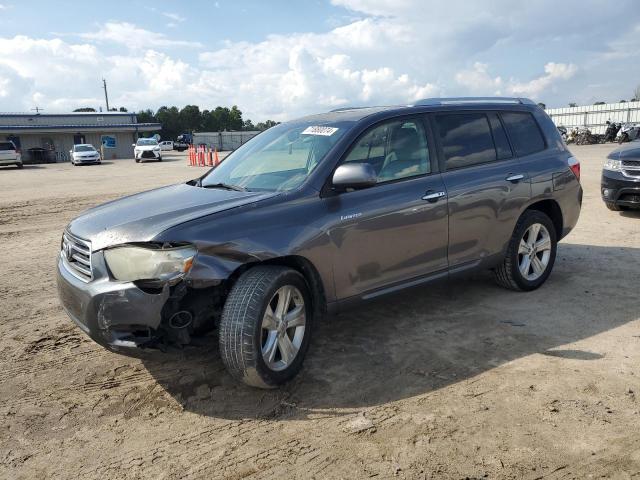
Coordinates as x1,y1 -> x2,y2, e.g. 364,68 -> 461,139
75,145 -> 96,152
200,121 -> 351,191
137,139 -> 158,146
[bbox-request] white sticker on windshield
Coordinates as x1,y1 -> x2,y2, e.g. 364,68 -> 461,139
301,126 -> 339,136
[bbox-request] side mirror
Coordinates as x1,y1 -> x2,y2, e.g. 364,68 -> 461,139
332,163 -> 377,191
132,143 -> 136,147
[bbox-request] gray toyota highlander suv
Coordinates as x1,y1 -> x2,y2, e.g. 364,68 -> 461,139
57,97 -> 582,388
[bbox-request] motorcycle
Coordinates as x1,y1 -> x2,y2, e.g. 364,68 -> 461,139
603,121 -> 622,143
575,127 -> 599,145
617,123 -> 640,143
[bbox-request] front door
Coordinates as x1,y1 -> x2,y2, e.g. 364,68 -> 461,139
326,116 -> 449,299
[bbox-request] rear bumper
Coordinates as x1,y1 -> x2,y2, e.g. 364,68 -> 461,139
56,251 -> 170,351
601,170 -> 640,207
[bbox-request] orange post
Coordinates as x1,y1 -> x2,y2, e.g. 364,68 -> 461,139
207,147 -> 213,166
214,147 -> 220,166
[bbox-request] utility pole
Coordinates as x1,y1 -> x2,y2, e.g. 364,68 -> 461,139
102,78 -> 110,111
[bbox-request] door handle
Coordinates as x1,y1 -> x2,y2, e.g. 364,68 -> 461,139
506,174 -> 525,182
422,191 -> 447,202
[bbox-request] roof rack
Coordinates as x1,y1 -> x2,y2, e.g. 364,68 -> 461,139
414,97 -> 537,106
329,106 -> 384,112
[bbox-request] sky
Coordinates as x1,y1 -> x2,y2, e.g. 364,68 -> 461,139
0,0 -> 639,122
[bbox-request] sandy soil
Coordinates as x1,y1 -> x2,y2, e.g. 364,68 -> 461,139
1,146 -> 639,479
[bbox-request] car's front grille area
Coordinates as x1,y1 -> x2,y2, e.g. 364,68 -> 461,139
622,160 -> 640,178
141,151 -> 156,158
61,232 -> 93,281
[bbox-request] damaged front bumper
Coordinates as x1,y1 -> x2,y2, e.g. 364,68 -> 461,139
56,250 -> 170,351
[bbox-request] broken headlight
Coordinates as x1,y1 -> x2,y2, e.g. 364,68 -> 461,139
104,244 -> 196,283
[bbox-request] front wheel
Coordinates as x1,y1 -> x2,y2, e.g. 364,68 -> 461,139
219,266 -> 313,388
494,210 -> 557,291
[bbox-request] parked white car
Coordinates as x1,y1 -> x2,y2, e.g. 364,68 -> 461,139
159,140 -> 174,151
133,138 -> 162,162
0,141 -> 22,169
70,144 -> 101,165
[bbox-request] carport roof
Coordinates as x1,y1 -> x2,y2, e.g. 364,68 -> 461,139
0,123 -> 161,133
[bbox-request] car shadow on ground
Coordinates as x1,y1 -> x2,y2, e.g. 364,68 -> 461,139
620,209 -> 640,219
140,243 -> 639,420
0,164 -> 44,170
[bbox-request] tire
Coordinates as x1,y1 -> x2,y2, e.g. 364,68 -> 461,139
16,163 -> 23,169
494,210 -> 557,291
219,265 -> 313,388
135,158 -> 140,163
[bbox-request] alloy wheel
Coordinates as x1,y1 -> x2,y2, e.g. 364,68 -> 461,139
261,285 -> 306,371
518,223 -> 552,281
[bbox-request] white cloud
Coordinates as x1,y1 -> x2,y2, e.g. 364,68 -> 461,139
79,22 -> 202,50
508,62 -> 577,98
1,1 -> 638,119
162,12 -> 186,23
455,61 -> 577,99
455,63 -> 503,94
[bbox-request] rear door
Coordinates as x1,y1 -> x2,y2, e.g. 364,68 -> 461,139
431,111 -> 531,267
326,116 -> 449,299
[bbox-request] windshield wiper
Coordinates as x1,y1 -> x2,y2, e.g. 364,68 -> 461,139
201,182 -> 247,192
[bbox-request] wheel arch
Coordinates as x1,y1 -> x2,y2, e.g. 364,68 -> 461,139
523,199 -> 563,239
227,255 -> 328,317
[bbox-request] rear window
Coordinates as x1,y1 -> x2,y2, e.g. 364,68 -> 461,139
501,112 -> 546,157
435,113 -> 496,169
0,142 -> 15,151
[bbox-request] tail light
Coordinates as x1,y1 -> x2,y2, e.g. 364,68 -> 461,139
568,156 -> 580,181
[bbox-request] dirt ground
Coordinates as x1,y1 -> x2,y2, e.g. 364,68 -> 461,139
1,146 -> 639,480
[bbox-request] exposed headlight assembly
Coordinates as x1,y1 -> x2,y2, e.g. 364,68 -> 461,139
104,245 -> 196,283
603,158 -> 622,172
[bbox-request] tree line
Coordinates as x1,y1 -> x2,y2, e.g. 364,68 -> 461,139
136,105 -> 278,141
74,105 -> 279,141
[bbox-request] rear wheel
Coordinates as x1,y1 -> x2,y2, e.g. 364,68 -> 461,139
494,210 -> 557,291
16,163 -> 23,169
219,266 -> 312,388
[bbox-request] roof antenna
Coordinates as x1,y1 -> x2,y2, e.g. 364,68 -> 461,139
31,106 -> 43,114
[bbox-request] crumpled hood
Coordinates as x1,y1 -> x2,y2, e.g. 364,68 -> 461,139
67,183 -> 278,251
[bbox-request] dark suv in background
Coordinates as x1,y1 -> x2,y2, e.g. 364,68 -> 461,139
57,97 -> 582,388
602,140 -> 640,211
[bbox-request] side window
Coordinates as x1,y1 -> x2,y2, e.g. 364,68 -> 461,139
501,112 -> 546,157
343,119 -> 430,183
488,113 -> 513,160
435,113 -> 496,170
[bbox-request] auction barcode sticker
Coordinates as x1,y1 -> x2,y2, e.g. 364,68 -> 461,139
301,126 -> 339,136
